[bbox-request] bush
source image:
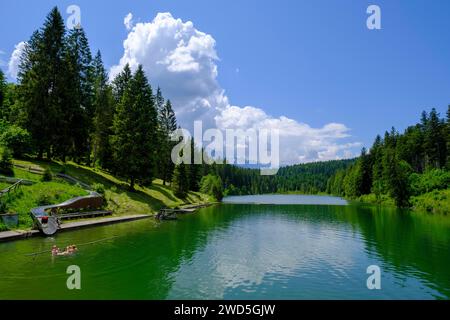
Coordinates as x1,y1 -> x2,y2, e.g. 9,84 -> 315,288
41,167 -> 53,182
0,146 -> 13,175
59,164 -> 68,174
409,169 -> 450,196
0,125 -> 32,157
200,174 -> 223,201
36,194 -> 52,206
0,200 -> 8,214
92,183 -> 105,195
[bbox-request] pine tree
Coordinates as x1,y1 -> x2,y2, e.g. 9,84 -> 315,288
172,163 -> 189,198
424,108 -> 446,169
111,65 -> 157,190
154,87 -> 166,181
112,64 -> 132,103
92,51 -> 114,169
155,87 -> 164,115
158,99 -> 177,185
188,138 -> 201,191
0,70 -> 5,110
359,147 -> 372,195
447,106 -> 450,169
18,7 -> 66,159
382,148 -> 411,207
371,135 -> 384,200
64,27 -> 94,162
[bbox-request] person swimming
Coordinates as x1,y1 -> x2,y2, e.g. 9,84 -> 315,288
51,245 -> 60,256
52,244 -> 78,256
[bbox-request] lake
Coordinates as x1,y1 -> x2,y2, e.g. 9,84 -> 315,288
0,195 -> 449,299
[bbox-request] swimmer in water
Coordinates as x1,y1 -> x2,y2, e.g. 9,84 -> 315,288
51,245 -> 60,256
54,245 -> 78,256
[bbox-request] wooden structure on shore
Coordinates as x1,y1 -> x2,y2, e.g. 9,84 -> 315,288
30,191 -> 106,236
155,203 -> 213,221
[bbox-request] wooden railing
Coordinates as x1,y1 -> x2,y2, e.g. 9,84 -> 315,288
13,163 -> 44,175
0,179 -> 23,198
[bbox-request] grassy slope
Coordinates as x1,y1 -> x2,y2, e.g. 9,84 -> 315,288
0,159 -> 212,231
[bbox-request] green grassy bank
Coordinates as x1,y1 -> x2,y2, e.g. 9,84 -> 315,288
0,159 -> 212,231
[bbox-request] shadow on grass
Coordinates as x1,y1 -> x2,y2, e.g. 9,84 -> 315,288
14,158 -> 188,213
150,184 -> 178,202
62,163 -> 168,212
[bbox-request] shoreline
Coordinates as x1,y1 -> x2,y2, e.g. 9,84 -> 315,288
0,214 -> 152,242
0,201 -> 217,243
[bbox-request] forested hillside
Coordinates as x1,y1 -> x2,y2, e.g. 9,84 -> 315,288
206,159 -> 355,196
327,108 -> 450,211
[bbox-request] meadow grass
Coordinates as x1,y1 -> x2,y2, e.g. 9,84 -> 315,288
0,158 -> 212,231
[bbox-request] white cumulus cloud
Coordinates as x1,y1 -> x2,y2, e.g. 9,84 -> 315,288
124,13 -> 134,31
111,12 -> 361,165
111,12 -> 226,129
8,41 -> 27,81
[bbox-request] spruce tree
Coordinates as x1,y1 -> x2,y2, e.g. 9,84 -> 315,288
112,64 -> 132,103
424,108 -> 446,169
92,51 -> 114,169
358,147 -> 372,195
172,163 -> 188,198
188,138 -> 201,191
158,99 -> 177,185
111,65 -> 157,190
371,135 -> 384,200
18,7 -> 66,159
0,70 -> 5,110
382,148 -> 411,207
447,106 -> 450,168
64,27 -> 94,162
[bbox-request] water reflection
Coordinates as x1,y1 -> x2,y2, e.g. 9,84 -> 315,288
0,197 -> 448,299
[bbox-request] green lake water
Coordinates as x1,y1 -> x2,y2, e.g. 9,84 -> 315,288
0,195 -> 449,299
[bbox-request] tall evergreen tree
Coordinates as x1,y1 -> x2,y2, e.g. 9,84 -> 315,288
112,63 -> 132,103
188,138 -> 201,191
370,135 -> 384,200
359,147 -> 372,195
172,163 -> 189,198
382,148 -> 411,207
18,7 -> 66,159
424,108 -> 446,169
447,106 -> 450,168
64,27 -> 94,162
158,99 -> 177,185
92,51 -> 114,169
0,70 -> 5,110
155,87 -> 164,115
111,65 -> 157,190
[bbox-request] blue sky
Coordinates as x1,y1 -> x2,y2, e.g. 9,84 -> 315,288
1,0 -> 449,164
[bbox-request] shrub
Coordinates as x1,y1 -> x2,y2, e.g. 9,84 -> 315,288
0,146 -> 13,175
0,125 -> 32,157
200,174 -> 223,201
36,193 -> 52,206
409,169 -> 450,196
41,168 -> 53,182
92,183 -> 105,195
0,200 -> 8,214
59,164 -> 68,174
